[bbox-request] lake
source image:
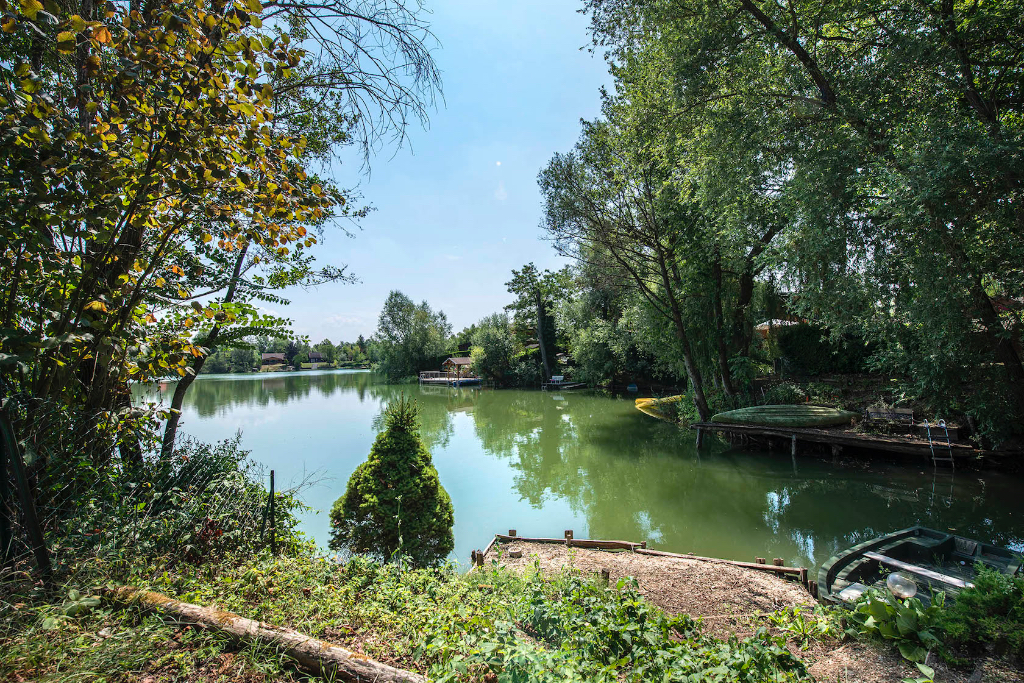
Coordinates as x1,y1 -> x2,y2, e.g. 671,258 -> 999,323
148,369 -> 1024,569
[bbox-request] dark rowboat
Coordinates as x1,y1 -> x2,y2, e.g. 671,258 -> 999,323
818,526 -> 1021,606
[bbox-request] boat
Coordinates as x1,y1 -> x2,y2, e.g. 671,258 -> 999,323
711,404 -> 859,427
818,526 -> 1021,606
635,395 -> 684,422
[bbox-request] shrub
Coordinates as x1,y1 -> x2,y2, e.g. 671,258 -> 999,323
329,396 -> 454,567
763,382 -> 807,405
942,565 -> 1024,660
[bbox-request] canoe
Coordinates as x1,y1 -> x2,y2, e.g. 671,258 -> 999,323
819,526 -> 1021,606
711,404 -> 859,427
635,395 -> 684,422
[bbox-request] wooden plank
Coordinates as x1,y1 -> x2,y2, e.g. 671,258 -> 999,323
863,551 -> 974,588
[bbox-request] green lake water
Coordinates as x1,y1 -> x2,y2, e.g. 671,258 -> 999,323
148,369 -> 1024,569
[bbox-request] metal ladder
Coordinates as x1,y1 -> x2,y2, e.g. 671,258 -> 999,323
924,419 -> 954,469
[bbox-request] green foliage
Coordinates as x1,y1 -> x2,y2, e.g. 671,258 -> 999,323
941,565 -> 1024,660
766,605 -> 843,650
371,291 -> 452,382
469,313 -> 522,386
329,397 -> 454,567
846,590 -> 946,663
762,383 -> 807,405
776,326 -> 873,377
421,568 -> 808,682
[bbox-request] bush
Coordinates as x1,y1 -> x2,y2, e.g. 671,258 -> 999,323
763,382 -> 807,405
329,396 -> 454,567
942,565 -> 1024,660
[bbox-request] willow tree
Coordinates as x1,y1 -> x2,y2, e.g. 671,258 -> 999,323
540,121 -> 715,420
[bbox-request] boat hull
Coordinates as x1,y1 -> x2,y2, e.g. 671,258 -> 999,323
711,404 -> 860,427
818,526 -> 1021,606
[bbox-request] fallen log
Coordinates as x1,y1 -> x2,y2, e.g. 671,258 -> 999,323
104,586 -> 425,683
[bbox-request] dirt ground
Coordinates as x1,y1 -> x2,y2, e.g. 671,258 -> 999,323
484,540 -> 1023,683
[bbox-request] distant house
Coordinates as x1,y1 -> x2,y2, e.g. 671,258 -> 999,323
441,357 -> 473,376
260,352 -> 287,372
308,351 -> 325,363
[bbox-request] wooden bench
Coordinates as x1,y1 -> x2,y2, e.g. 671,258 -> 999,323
863,551 -> 973,589
864,407 -> 915,424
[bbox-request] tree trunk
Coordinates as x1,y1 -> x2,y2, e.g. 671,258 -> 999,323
104,586 -> 426,683
731,266 -> 756,358
160,247 -> 247,459
970,278 -> 1024,417
711,252 -> 737,396
535,290 -> 552,380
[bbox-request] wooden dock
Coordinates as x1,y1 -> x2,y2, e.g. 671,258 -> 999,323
690,421 -> 977,460
418,371 -> 481,386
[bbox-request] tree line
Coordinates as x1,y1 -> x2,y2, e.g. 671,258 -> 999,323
200,335 -> 370,373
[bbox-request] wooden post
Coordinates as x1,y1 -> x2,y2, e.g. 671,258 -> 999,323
269,470 -> 277,556
470,550 -> 478,565
508,529 -> 517,538
755,557 -> 766,564
640,541 -> 647,549
773,558 -> 784,566
474,550 -> 484,567
695,428 -> 704,449
564,529 -> 573,544
799,568 -> 808,587
600,568 -> 610,583
831,444 -> 841,464
808,580 -> 818,599
791,434 -> 797,457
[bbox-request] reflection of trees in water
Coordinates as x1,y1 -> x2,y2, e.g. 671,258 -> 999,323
140,376 -> 1024,566
467,392 -> 1024,567
143,371 -> 377,418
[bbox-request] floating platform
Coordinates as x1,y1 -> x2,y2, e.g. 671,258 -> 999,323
690,421 -> 977,460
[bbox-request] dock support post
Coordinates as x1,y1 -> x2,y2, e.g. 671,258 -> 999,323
790,434 -> 797,457
831,444 -> 841,464
508,529 -> 517,538
564,529 -> 573,545
773,558 -> 784,566
695,428 -> 704,449
755,557 -> 766,564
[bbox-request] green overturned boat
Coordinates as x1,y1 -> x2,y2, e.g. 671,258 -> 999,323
711,404 -> 860,427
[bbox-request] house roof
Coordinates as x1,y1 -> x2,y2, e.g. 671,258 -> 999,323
443,357 -> 472,365
308,351 -> 325,361
261,353 -> 286,361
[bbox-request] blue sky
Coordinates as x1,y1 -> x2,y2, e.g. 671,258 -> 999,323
276,1 -> 610,344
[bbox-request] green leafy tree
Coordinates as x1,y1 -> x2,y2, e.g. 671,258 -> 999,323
505,264 -> 570,381
370,290 -> 451,381
329,397 -> 454,567
469,313 -> 520,386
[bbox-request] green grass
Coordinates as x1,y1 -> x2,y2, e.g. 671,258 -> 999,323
1,551 -> 818,683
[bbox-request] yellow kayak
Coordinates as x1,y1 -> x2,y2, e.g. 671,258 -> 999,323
635,395 -> 685,422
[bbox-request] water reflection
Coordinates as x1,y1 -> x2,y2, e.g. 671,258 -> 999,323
142,371 -> 1024,568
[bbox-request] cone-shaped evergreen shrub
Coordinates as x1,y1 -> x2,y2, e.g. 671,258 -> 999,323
329,396 -> 454,567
